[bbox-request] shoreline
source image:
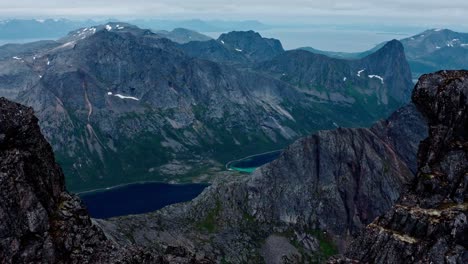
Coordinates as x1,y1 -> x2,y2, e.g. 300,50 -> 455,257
225,149 -> 283,171
76,149 -> 283,195
74,180 -> 209,195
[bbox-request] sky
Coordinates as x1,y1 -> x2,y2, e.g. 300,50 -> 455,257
1,0 -> 468,27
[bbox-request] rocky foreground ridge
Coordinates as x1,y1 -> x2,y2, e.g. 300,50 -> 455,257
98,91 -> 427,262
0,98 -> 213,263
333,70 -> 468,263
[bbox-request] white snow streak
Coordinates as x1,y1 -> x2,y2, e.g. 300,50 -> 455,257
368,75 -> 384,84
107,92 -> 139,101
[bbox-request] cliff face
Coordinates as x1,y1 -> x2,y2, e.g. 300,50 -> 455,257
246,103 -> 426,238
100,102 -> 427,263
342,70 -> 468,263
0,97 -> 212,264
257,40 -> 413,119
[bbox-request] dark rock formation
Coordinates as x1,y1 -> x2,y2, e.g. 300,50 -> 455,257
0,97 -> 213,263
100,102 -> 427,263
343,70 -> 468,263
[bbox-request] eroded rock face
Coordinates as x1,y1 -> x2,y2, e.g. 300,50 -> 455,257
0,97 -> 213,263
342,70 -> 468,263
101,102 -> 427,263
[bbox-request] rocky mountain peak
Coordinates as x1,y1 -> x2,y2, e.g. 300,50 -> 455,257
217,30 -> 284,62
359,39 -> 413,102
0,97 -> 212,263
340,70 -> 468,263
412,70 -> 468,207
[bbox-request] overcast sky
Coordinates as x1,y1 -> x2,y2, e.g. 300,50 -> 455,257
1,0 -> 467,26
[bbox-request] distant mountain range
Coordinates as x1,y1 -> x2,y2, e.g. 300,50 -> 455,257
154,28 -> 212,44
300,28 -> 468,79
0,18 -> 269,41
0,23 -> 412,191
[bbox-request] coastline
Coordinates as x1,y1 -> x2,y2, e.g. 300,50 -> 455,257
225,149 -> 283,171
75,180 -> 209,195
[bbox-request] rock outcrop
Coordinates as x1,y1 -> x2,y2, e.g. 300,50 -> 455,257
341,70 -> 468,263
0,97 -> 213,263
100,101 -> 427,263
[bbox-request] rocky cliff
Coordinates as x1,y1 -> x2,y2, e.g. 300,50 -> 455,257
339,70 -> 468,263
100,101 -> 426,263
0,97 -> 213,263
257,40 -> 413,110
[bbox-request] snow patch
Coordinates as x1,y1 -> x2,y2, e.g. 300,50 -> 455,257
343,77 -> 347,82
36,19 -> 45,23
108,92 -> 139,101
47,60 -> 50,65
461,44 -> 468,47
105,25 -> 112,31
434,28 -> 443,32
436,46 -> 441,49
220,40 -> 225,44
235,48 -> 242,52
357,69 -> 365,77
12,56 -> 22,60
116,24 -> 124,30
368,75 -> 384,84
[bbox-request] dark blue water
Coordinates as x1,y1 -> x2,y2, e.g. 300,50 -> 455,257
229,150 -> 282,169
79,182 -> 208,219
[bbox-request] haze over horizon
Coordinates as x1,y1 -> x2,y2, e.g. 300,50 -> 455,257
1,0 -> 468,28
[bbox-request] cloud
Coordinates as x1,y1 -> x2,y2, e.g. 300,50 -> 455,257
1,0 -> 467,25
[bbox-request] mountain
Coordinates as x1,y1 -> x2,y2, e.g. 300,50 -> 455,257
0,24 -> 413,192
0,98 -> 216,263
217,30 -> 285,62
154,28 -> 212,43
0,40 -> 59,59
180,30 -> 284,64
0,64 -> 462,264
301,29 -> 468,80
99,97 -> 427,263
337,70 -> 468,263
257,40 -> 413,116
401,29 -> 468,78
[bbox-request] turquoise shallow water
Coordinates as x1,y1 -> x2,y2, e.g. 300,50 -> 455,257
227,150 -> 282,173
